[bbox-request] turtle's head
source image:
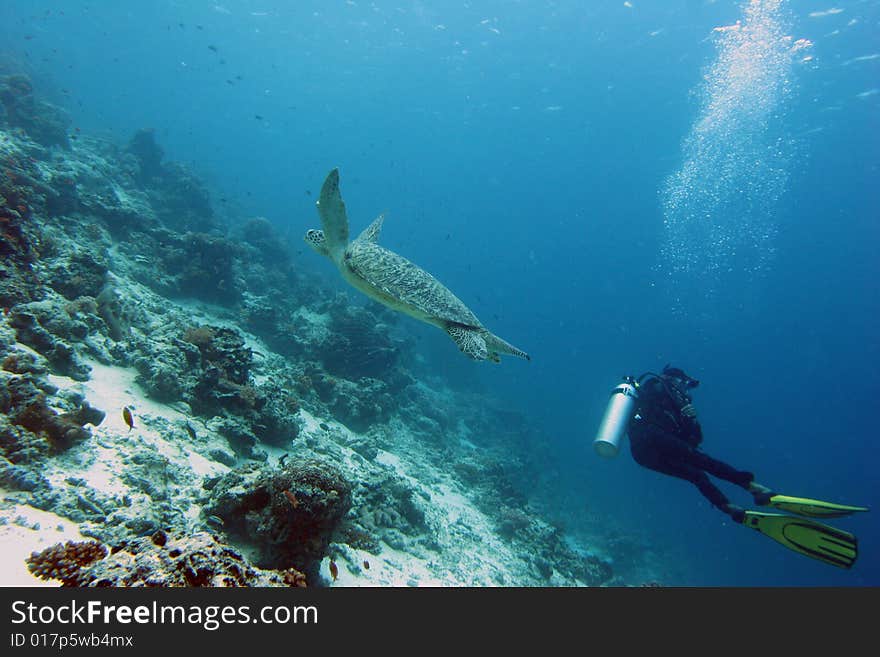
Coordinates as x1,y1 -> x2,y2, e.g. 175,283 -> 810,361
304,229 -> 331,258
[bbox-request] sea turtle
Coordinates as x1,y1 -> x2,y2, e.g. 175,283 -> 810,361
304,168 -> 530,363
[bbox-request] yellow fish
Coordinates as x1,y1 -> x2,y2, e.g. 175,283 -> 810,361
122,406 -> 134,431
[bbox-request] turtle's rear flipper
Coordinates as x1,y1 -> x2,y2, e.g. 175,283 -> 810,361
445,324 -> 490,361
485,332 -> 530,362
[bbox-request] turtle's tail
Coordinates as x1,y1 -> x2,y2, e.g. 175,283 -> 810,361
484,331 -> 530,362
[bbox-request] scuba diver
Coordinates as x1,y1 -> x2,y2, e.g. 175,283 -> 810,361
594,365 -> 868,569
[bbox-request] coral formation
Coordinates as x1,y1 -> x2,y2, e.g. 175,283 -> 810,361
1,372 -> 103,457
26,540 -> 108,587
161,232 -> 241,304
8,306 -> 91,379
0,74 -> 71,149
127,129 -> 164,183
27,533 -> 298,587
148,162 -> 214,233
205,459 -> 352,578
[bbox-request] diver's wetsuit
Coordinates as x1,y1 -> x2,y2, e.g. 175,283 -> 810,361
627,375 -> 753,515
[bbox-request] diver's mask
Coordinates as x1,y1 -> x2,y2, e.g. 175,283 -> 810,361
662,365 -> 700,390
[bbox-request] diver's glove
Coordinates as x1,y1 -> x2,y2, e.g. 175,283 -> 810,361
680,403 -> 697,418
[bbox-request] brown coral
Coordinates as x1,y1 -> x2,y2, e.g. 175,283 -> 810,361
282,568 -> 308,587
182,325 -> 215,348
26,540 -> 108,587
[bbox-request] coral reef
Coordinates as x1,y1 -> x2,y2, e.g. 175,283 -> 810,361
161,232 -> 241,305
205,459 -> 352,578
27,532 -> 299,587
183,325 -> 254,411
1,371 -> 103,458
26,540 -> 108,586
322,302 -> 402,380
7,305 -> 91,379
127,129 -> 164,183
0,152 -> 43,306
49,250 -> 109,301
147,162 -> 214,234
0,74 -> 71,149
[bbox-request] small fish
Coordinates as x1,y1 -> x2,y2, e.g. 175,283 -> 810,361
206,514 -> 225,527
184,423 -> 197,440
283,490 -> 299,509
363,560 -> 370,570
255,114 -> 264,120
329,560 -> 338,581
319,422 -> 329,430
122,406 -> 134,431
208,45 -> 218,52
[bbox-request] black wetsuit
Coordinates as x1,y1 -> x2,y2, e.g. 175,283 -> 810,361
627,375 -> 753,515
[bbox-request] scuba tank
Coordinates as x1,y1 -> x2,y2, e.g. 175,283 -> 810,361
593,376 -> 639,458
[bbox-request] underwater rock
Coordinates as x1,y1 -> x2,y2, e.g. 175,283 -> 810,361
210,416 -> 263,461
161,233 -> 241,305
208,448 -> 236,467
496,506 -> 533,541
133,349 -> 188,403
322,304 -> 400,380
1,374 -> 97,454
44,171 -> 80,217
0,150 -> 42,305
341,472 -> 434,560
127,128 -> 164,183
247,382 -> 303,447
49,251 -> 109,300
181,325 -> 256,412
8,305 -> 91,380
1,348 -> 48,376
204,459 -> 352,579
78,182 -> 157,239
327,376 -> 394,433
237,217 -> 290,267
168,324 -> 303,449
0,456 -> 49,491
0,74 -> 71,149
238,292 -> 281,339
95,284 -> 129,341
147,162 -> 214,234
0,412 -> 47,465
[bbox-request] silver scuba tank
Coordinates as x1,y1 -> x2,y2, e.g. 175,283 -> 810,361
593,378 -> 638,458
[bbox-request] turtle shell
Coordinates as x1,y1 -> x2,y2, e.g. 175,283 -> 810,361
344,239 -> 483,327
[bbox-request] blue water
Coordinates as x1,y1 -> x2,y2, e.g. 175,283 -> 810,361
2,0 -> 877,586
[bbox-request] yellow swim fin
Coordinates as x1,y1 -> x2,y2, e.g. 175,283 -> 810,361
765,494 -> 869,519
742,511 -> 858,569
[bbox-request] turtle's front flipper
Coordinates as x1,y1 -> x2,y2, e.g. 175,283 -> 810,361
485,332 -> 530,362
445,324 -> 490,361
316,168 -> 349,261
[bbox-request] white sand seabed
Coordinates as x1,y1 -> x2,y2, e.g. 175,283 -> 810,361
0,499 -> 89,586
